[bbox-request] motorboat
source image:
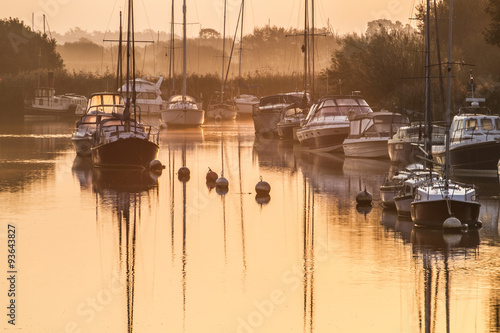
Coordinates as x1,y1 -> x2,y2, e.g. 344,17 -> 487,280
24,86 -> 87,117
253,92 -> 308,137
277,104 -> 306,140
161,94 -> 204,126
379,163 -> 427,209
71,92 -> 125,156
118,76 -> 164,115
388,122 -> 446,165
393,168 -> 440,216
234,94 -> 259,117
296,95 -> 372,152
432,97 -> 500,177
342,111 -> 409,158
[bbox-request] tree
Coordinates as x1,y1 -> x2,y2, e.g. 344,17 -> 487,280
199,28 -> 220,39
484,0 -> 500,47
0,18 -> 63,75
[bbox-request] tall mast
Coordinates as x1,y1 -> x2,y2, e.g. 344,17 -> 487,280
311,0 -> 315,101
116,11 -> 123,91
444,0 -> 454,186
221,0 -> 227,103
237,0 -> 245,96
424,0 -> 432,169
303,0 -> 308,98
169,0 -> 175,95
182,0 -> 187,101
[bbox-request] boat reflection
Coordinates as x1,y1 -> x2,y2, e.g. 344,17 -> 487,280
411,226 -> 479,333
91,167 -> 159,332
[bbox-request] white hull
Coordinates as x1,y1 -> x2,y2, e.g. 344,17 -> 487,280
342,138 -> 389,158
161,109 -> 205,126
206,106 -> 238,120
71,136 -> 92,157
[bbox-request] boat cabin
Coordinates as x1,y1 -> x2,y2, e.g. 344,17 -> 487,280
347,111 -> 409,139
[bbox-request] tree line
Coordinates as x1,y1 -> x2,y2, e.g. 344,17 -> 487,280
1,0 -> 500,117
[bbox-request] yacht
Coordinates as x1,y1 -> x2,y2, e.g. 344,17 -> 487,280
277,104 -> 306,140
25,87 -> 87,117
71,92 -> 125,156
118,76 -> 164,115
432,98 -> 500,177
296,95 -> 372,152
342,111 -> 409,158
253,92 -> 308,137
388,122 -> 446,165
234,94 -> 259,117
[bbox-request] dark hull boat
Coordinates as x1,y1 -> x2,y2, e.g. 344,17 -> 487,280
411,197 -> 481,228
91,117 -> 159,168
92,137 -> 159,168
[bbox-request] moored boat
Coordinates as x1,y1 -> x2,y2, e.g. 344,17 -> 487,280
342,111 -> 409,158
296,95 -> 372,152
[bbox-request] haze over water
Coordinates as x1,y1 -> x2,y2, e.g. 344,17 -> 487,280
0,116 -> 500,332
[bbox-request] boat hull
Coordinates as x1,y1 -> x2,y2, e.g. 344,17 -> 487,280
24,104 -> 77,117
206,106 -> 237,120
296,126 -> 348,153
394,195 -> 412,216
252,110 -> 281,137
71,136 -> 92,157
434,140 -> 500,177
91,137 -> 159,168
342,138 -> 389,158
161,109 -> 205,127
410,199 -> 481,227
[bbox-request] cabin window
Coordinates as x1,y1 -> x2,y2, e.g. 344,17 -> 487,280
350,120 -> 361,136
481,118 -> 494,131
465,119 -> 478,131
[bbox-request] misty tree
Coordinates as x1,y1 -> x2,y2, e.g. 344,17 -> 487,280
199,28 -> 220,39
484,0 -> 500,47
0,18 -> 63,75
323,26 -> 424,115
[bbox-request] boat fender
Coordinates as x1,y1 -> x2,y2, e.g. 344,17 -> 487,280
443,216 -> 463,229
149,160 -> 165,174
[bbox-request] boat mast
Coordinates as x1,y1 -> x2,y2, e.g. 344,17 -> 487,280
182,0 -> 187,102
303,0 -> 309,101
169,0 -> 175,95
221,0 -> 227,103
116,11 -> 123,91
311,0 -> 315,101
424,0 -> 433,171
444,0 -> 454,188
237,0 -> 244,97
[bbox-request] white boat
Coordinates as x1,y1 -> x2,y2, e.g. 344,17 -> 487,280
71,92 -> 125,156
342,111 -> 409,158
119,76 -> 164,115
24,86 -> 87,117
234,94 -> 259,116
388,122 -> 446,165
206,0 -> 238,121
253,92 -> 308,137
161,95 -> 204,126
393,168 -> 439,216
296,95 -> 372,152
432,95 -> 500,177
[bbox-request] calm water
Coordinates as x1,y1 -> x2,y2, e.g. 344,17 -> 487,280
1,116 -> 500,333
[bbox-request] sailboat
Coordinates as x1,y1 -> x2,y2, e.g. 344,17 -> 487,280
91,0 -> 160,168
160,0 -> 205,127
410,0 -> 480,228
206,0 -> 238,121
233,0 -> 259,117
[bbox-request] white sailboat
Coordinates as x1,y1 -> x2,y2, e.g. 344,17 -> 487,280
206,0 -> 238,121
160,0 -> 205,127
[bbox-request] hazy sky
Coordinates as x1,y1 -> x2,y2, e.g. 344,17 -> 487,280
1,0 -> 418,37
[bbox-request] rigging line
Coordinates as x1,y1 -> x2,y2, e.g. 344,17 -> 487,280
104,0 -> 122,40
224,3 -> 243,85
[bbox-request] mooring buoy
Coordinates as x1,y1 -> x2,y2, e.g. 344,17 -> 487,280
206,167 -> 218,183
178,166 -> 190,182
255,176 -> 271,195
356,187 -> 372,205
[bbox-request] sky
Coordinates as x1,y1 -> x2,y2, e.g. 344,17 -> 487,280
1,0 -> 419,38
